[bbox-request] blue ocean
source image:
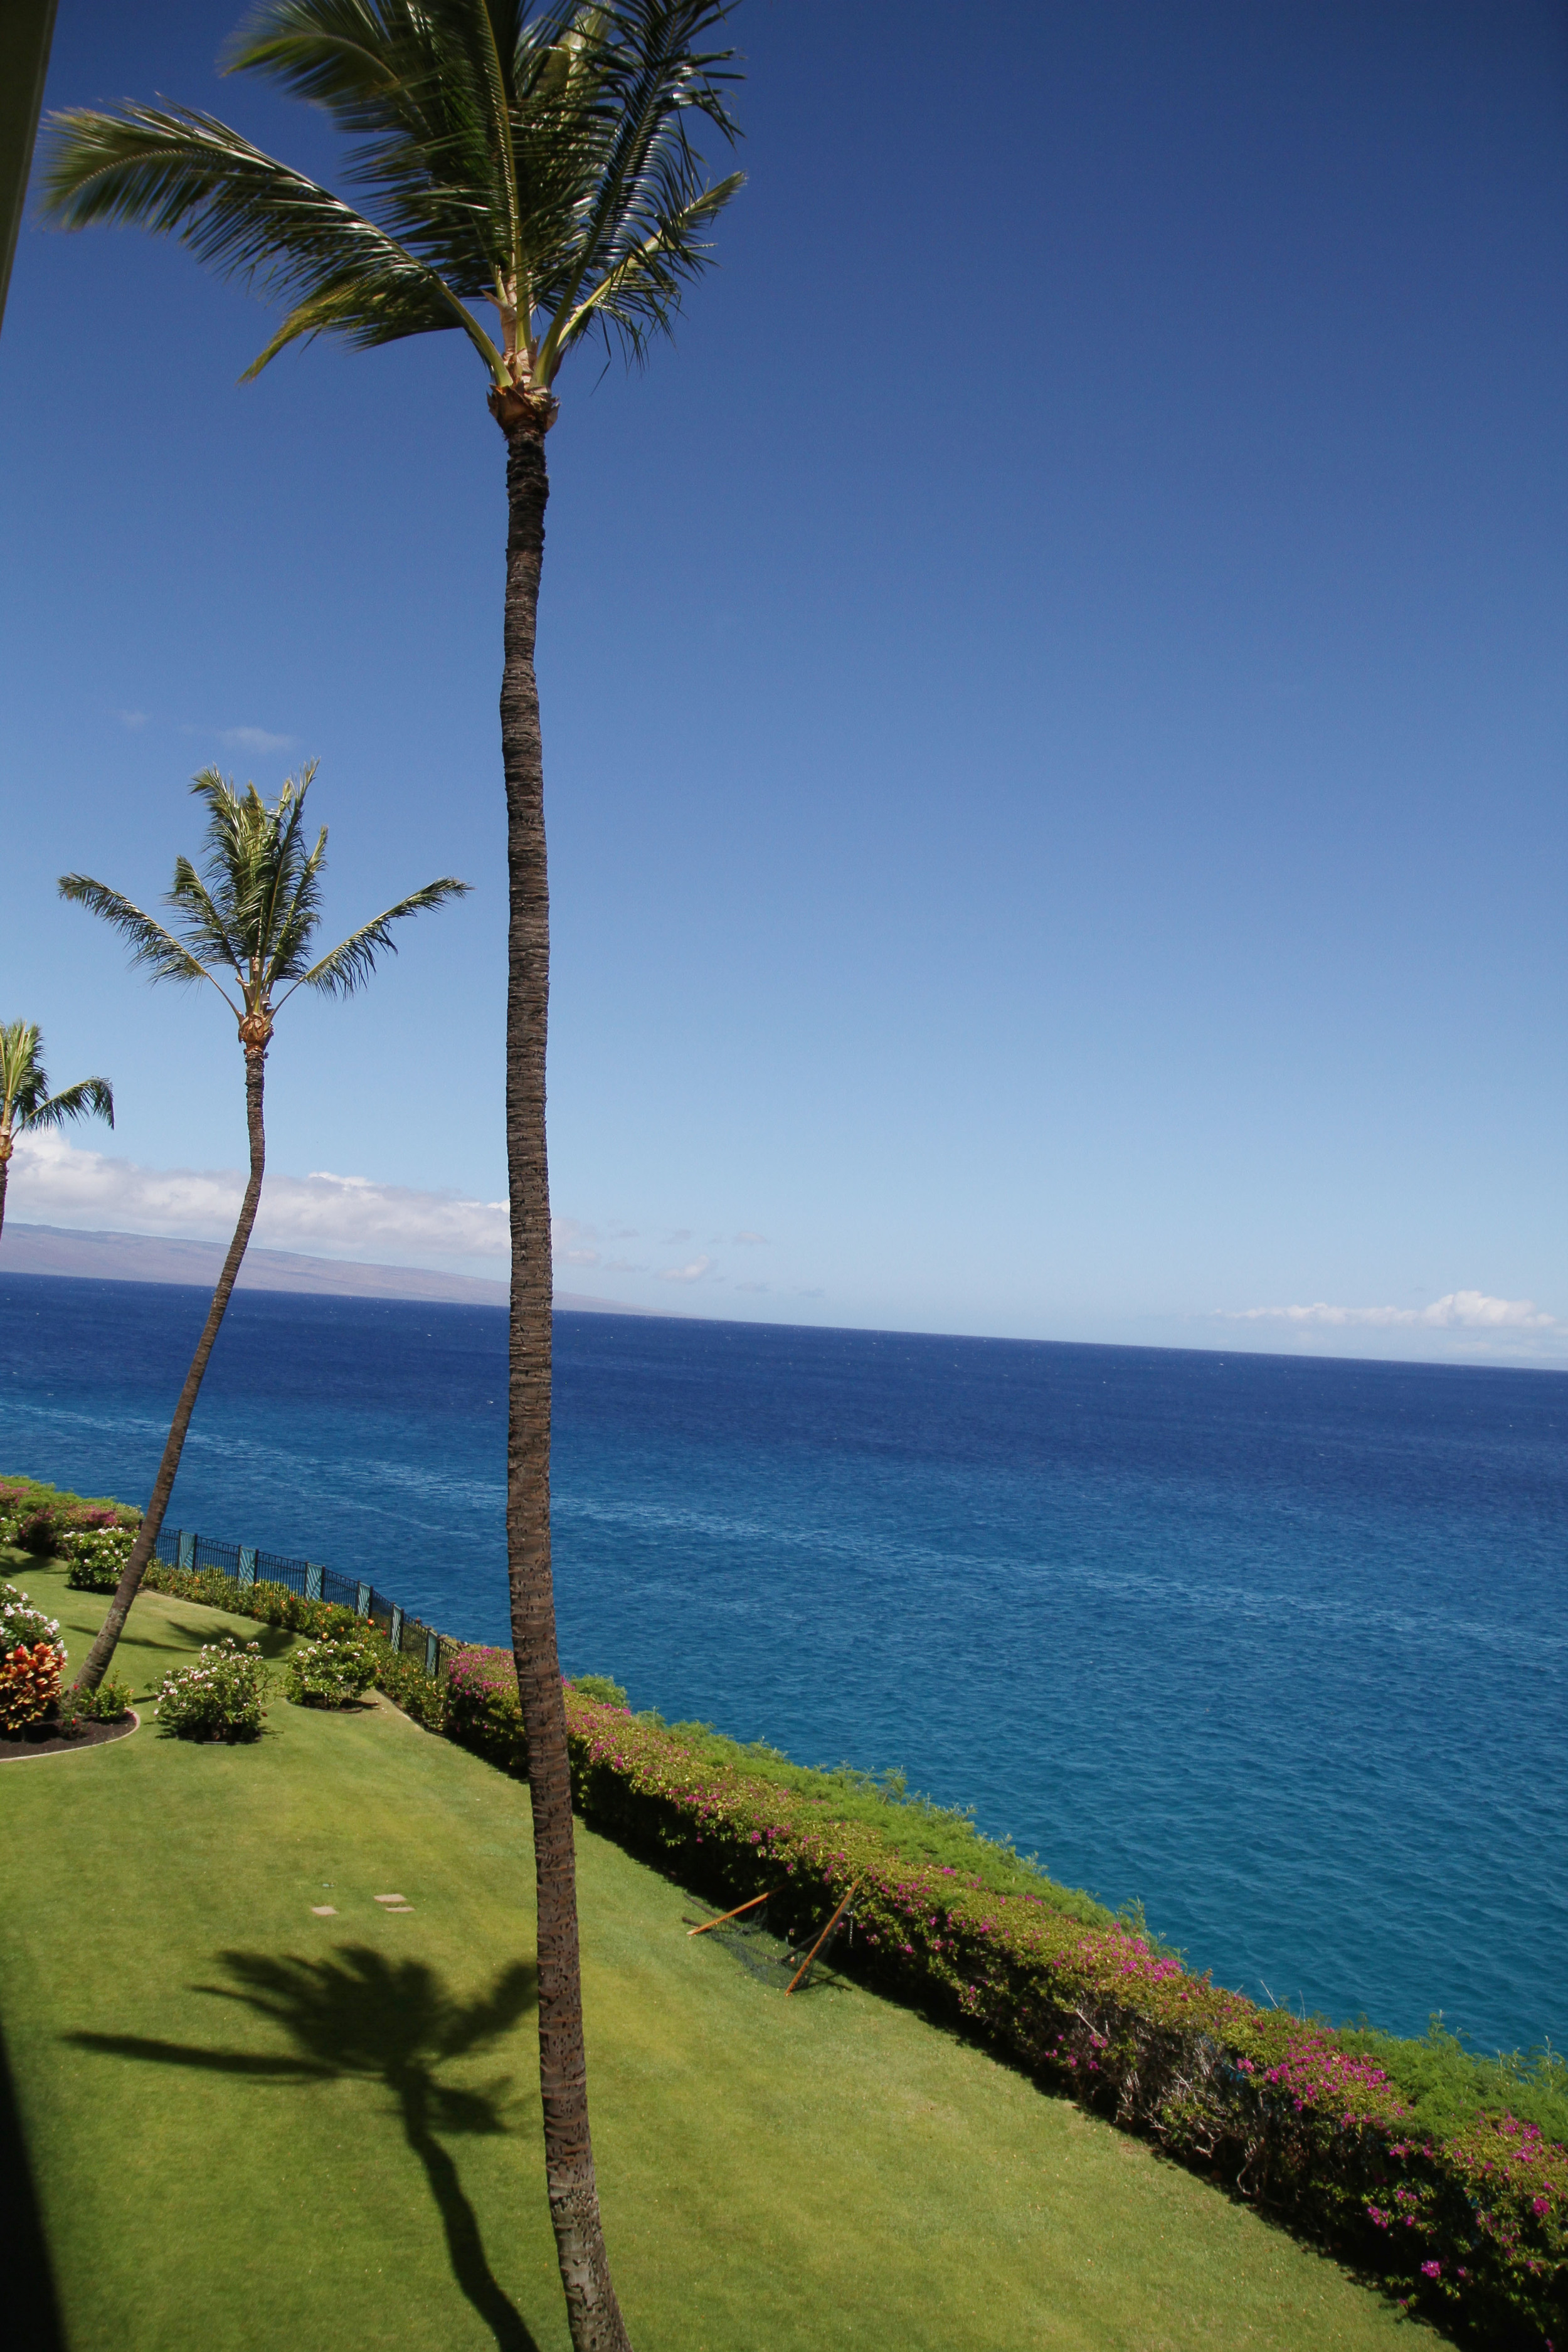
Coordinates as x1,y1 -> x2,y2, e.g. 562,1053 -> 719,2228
3,1269 -> 1563,2060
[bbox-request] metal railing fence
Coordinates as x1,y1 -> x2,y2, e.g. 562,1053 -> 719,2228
154,1526 -> 447,1678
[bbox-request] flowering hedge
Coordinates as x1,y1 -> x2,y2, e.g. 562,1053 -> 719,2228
0,1476 -> 138,1556
140,1563 -> 363,1641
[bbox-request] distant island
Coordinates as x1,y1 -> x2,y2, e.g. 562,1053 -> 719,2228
0,1222 -> 655,1314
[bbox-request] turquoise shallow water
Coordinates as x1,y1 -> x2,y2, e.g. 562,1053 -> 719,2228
3,1270 -> 1564,2057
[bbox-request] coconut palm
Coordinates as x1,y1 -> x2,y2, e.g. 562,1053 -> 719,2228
61,764 -> 467,1699
0,1020 -> 114,1244
40,14 -> 742,2342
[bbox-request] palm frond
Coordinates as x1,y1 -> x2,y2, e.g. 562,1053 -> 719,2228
165,854 -> 246,975
288,876 -> 472,998
549,167 -> 740,366
0,1020 -> 47,1125
57,875 -> 230,999
22,1076 -> 115,1135
263,828 -> 332,987
40,102 -> 503,380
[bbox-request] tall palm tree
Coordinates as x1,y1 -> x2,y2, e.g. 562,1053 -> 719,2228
61,764 -> 468,1697
0,1019 -> 114,1242
41,14 -> 742,2343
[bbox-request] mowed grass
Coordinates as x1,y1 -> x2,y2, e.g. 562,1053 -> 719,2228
1,1564 -> 1429,2352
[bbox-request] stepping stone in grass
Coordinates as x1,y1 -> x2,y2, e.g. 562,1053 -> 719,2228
374,1894 -> 406,1905
311,1906 -> 337,1917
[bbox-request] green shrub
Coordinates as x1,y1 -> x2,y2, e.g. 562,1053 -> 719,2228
571,1673 -> 629,1708
285,1638 -> 378,1708
154,1639 -> 270,1742
63,1525 -> 137,1591
55,1673 -> 135,1729
371,1641 -> 448,1730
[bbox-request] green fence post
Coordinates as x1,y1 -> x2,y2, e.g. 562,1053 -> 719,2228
356,1581 -> 371,1619
389,1606 -> 403,1654
238,1547 -> 257,1588
305,1564 -> 324,1602
177,1530 -> 196,1572
424,1630 -> 438,1677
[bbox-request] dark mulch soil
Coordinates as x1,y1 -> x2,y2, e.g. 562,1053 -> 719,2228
0,1710 -> 140,1762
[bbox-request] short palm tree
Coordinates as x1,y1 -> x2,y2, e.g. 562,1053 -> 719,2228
61,765 -> 467,1697
0,1020 -> 114,1243
42,13 -> 742,2343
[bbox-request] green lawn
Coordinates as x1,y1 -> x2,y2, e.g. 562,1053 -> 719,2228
1,1561 -> 1429,2351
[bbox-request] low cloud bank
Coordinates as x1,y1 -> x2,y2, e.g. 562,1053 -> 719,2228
9,1138 -> 770,1296
1223,1291 -> 1556,1333
12,1131 -> 509,1264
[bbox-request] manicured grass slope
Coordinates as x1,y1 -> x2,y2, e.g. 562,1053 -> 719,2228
2,1567 -> 1426,2352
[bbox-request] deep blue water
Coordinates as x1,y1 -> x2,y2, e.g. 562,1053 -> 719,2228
3,1270 -> 1564,2058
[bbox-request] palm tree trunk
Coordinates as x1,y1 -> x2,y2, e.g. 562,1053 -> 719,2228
73,1046 -> 267,1692
0,1148 -> 9,1245
498,402 -> 632,2352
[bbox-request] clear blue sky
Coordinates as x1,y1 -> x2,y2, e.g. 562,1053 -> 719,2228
3,0 -> 1565,1361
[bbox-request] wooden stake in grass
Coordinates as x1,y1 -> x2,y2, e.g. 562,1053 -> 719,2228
686,1885 -> 786,1937
784,1881 -> 862,1996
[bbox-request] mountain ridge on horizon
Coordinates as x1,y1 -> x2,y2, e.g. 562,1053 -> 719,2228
0,1222 -> 658,1315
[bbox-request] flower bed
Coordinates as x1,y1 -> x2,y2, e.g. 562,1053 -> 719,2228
0,1579 -> 131,1737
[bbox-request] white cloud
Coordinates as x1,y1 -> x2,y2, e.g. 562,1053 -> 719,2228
659,1254 -> 712,1284
1222,1290 -> 1556,1332
11,1143 -> 805,1301
12,1131 -> 509,1262
117,709 -> 149,731
214,725 -> 297,754
733,1230 -> 770,1245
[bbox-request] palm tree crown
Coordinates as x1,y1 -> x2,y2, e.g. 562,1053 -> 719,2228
60,763 -> 469,1057
0,1022 -> 114,1152
0,1020 -> 113,1148
41,0 -> 743,423
0,1020 -> 114,1246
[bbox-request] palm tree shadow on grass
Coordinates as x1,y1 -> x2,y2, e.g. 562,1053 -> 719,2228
131,1612 -> 299,1670
70,1946 -> 543,2352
